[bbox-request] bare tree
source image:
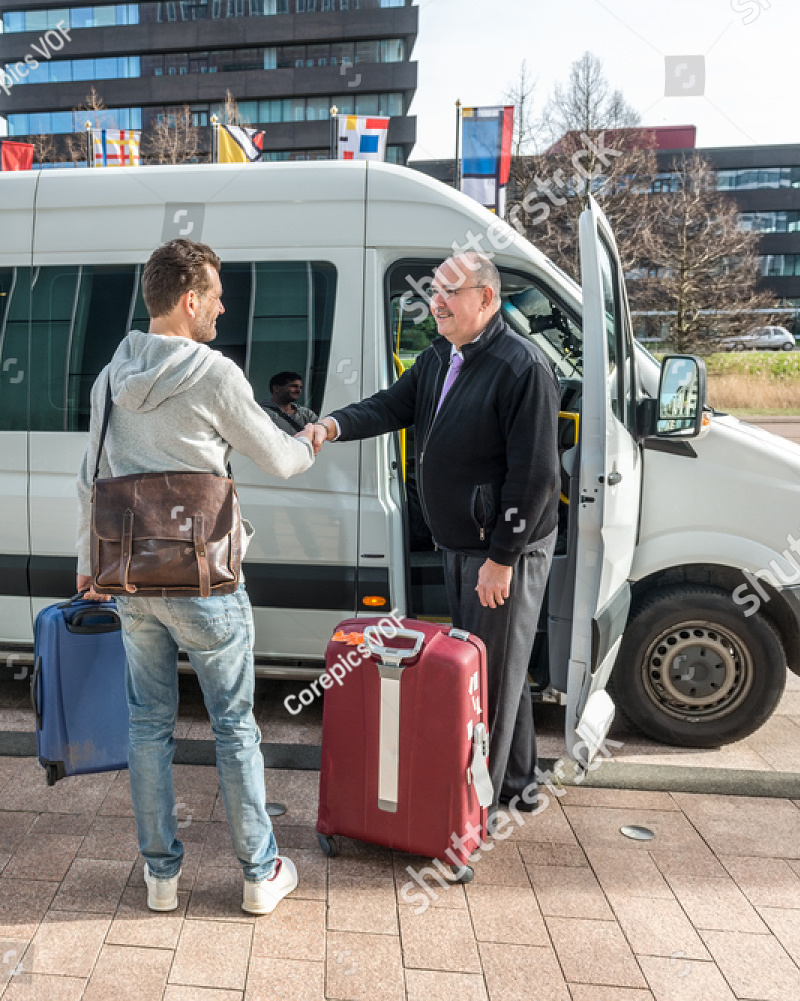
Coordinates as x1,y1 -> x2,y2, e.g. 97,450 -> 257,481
504,60 -> 541,157
30,132 -> 56,168
541,51 -> 639,144
65,86 -> 110,164
636,154 -> 778,353
142,105 -> 201,165
221,89 -> 246,125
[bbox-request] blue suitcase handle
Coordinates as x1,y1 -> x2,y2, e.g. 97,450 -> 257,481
31,656 -> 42,729
56,593 -> 121,635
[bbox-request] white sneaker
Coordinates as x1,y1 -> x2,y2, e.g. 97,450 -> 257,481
242,857 -> 298,915
144,863 -> 181,912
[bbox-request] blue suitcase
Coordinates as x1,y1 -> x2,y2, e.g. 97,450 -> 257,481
31,594 -> 129,786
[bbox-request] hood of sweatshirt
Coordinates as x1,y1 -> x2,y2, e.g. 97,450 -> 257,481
107,329 -> 218,413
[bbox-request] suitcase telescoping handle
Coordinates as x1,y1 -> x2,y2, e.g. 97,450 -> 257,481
362,626 -> 425,814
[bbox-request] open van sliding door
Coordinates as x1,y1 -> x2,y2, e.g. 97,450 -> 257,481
566,195 -> 642,763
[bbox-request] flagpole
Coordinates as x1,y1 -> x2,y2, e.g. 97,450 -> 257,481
454,99 -> 462,190
329,105 -> 338,160
85,120 -> 93,168
210,114 -> 218,164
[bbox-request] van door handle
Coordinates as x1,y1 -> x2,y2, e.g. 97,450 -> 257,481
607,471 -> 622,486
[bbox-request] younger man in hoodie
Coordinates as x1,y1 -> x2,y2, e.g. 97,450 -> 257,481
76,240 -> 315,915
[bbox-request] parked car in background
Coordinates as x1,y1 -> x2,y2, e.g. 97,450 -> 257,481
724,326 -> 795,351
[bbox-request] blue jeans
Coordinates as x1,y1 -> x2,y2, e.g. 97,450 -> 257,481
115,583 -> 277,882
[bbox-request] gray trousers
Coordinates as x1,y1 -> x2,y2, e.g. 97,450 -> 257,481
443,529 -> 556,806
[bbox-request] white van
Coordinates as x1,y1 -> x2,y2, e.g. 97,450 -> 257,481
0,161 -> 797,757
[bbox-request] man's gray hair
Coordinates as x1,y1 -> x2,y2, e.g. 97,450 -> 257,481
445,252 -> 502,308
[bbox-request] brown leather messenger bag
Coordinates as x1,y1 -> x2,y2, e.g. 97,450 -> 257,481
90,380 -> 241,598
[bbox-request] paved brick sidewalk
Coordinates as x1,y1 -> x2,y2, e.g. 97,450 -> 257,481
1,756 -> 800,1001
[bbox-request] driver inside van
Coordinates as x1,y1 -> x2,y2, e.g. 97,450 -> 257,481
311,251 -> 561,820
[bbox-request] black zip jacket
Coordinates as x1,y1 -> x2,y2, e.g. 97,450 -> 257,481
330,311 -> 561,566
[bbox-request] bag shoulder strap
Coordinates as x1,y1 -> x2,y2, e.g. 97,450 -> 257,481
93,377 -> 113,484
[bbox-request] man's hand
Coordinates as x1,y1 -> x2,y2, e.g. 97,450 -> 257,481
310,419 -> 337,453
475,559 -> 513,609
295,423 -> 320,455
76,574 -> 112,602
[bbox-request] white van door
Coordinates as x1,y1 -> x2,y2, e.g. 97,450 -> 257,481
566,195 -> 642,763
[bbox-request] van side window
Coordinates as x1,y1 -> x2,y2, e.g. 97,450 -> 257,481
0,267 -> 30,431
8,260 -> 337,432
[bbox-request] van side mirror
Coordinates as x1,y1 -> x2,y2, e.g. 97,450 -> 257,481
655,355 -> 707,438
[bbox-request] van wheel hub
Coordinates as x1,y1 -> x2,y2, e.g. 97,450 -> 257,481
642,622 -> 753,719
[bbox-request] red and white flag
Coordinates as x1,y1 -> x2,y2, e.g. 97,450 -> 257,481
92,129 -> 141,167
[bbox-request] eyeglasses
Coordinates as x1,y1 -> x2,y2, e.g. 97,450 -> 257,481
429,284 -> 487,301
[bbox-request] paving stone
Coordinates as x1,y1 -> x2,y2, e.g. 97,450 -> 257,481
700,929 -> 800,1000
637,956 -> 738,1001
0,760 -> 116,815
609,896 -> 710,959
199,823 -> 238,869
244,956 -> 323,1001
1,972 -> 87,1001
0,938 -> 29,994
0,878 -> 58,939
28,814 -> 94,837
78,816 -> 140,862
503,799 -> 578,844
756,906 -> 800,964
268,825 -> 319,852
649,848 -> 728,880
404,969 -> 489,1001
719,854 -> 800,909
51,858 -> 133,914
97,773 -> 135,818
251,898 -> 325,961
559,788 -> 679,811
662,874 -> 769,933
170,919 -> 253,991
27,911 -> 112,977
394,859 -> 468,911
0,813 -> 37,855
186,866 -> 255,923
328,872 -> 398,935
165,989 -> 242,1001
527,864 -> 614,920
545,917 -> 646,988
287,847 -> 327,902
327,838 -> 394,879
3,834 -> 84,882
563,806 -> 709,854
325,930 -> 404,1001
398,905 -> 481,973
469,838 -> 530,886
583,845 -> 673,901
479,942 -> 570,1001
81,944 -> 173,1001
106,886 -> 188,949
516,842 -> 587,867
568,988 -> 654,1001
465,882 -> 548,945
671,793 -> 800,859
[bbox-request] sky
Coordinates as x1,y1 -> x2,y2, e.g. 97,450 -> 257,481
407,0 -> 797,162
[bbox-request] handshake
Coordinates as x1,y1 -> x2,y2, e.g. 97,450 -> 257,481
294,418 -> 336,457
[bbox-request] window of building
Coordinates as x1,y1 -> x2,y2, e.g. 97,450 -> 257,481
717,166 -> 800,190
760,254 -> 800,278
355,40 -> 379,63
380,38 -> 404,62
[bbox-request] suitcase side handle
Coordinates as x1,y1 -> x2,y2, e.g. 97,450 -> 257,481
362,626 -> 424,668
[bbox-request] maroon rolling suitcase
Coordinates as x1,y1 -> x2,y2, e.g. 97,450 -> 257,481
316,617 -> 493,881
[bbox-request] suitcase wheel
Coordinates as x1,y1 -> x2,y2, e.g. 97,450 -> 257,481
452,864 -> 474,884
317,833 -> 338,857
45,764 -> 59,787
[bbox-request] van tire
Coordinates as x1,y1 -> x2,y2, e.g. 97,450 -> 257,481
610,585 -> 786,747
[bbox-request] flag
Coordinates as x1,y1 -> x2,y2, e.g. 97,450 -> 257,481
336,115 -> 389,162
217,124 -> 264,164
1,140 -> 34,171
460,106 -> 514,215
92,129 -> 141,167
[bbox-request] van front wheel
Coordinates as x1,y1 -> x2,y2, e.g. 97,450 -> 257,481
611,585 -> 786,747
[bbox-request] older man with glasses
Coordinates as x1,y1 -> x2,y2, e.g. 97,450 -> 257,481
312,251 -> 561,821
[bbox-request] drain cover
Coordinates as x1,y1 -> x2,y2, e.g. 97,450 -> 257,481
265,802 -> 287,817
620,825 -> 655,841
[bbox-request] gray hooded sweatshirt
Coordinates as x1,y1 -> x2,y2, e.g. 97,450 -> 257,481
76,329 -> 314,576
